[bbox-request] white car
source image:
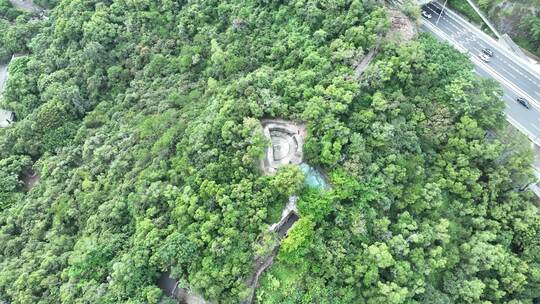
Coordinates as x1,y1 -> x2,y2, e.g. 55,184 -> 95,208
479,53 -> 491,63
422,11 -> 432,19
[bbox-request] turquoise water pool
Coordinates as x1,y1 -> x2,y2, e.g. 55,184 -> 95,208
300,163 -> 329,189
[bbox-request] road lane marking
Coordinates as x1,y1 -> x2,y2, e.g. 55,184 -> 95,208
424,5 -> 439,16
506,115 -> 540,146
505,62 -> 525,75
423,21 -> 467,52
423,20 -> 540,111
442,5 -> 540,80
500,67 -> 518,79
472,56 -> 540,111
426,9 -> 540,94
444,8 -> 538,75
445,20 -> 461,32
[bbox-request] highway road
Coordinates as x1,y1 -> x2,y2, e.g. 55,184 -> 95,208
421,3 -> 540,146
475,65 -> 540,141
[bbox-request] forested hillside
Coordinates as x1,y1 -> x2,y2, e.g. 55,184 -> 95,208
0,0 -> 43,61
0,1 -> 539,304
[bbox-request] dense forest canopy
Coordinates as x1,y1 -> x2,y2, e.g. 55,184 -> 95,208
0,0 -> 539,304
0,0 -> 43,61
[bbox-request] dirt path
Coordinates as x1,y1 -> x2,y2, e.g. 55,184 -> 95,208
242,245 -> 279,304
242,200 -> 300,304
355,8 -> 416,79
355,46 -> 378,79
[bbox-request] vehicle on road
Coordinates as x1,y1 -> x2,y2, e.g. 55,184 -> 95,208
479,53 -> 491,63
421,11 -> 432,19
482,48 -> 494,57
517,97 -> 531,109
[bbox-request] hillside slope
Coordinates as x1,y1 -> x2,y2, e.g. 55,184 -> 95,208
0,1 -> 539,303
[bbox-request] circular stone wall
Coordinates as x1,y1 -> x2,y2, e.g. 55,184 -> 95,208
271,133 -> 294,161
260,120 -> 306,174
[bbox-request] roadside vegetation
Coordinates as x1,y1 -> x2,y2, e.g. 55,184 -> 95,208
447,0 -> 484,24
0,1 -> 539,304
448,0 -> 540,57
446,0 -> 500,38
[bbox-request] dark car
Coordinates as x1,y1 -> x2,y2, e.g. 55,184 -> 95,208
482,48 -> 494,57
517,97 -> 531,109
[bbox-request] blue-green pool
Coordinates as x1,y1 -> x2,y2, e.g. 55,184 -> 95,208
300,163 -> 329,189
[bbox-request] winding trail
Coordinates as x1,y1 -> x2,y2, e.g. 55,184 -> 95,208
242,246 -> 280,304
242,197 -> 303,304
355,46 -> 378,79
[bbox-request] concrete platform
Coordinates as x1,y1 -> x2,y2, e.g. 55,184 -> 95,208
260,119 -> 306,174
0,110 -> 15,128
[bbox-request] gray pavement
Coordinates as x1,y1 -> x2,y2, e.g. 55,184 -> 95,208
424,4 -> 540,99
474,64 -> 540,144
421,4 -> 540,145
